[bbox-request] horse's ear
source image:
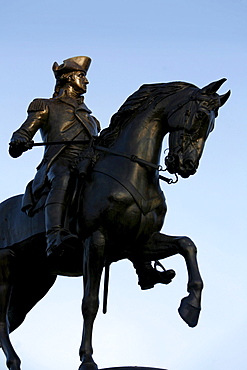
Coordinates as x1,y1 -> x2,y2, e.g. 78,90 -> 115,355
201,78 -> 227,94
219,90 -> 231,107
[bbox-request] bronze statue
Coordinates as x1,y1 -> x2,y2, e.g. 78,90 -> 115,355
0,60 -> 230,370
8,56 -> 172,289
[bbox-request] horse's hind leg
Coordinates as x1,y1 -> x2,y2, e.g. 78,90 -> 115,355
0,249 -> 21,370
79,230 -> 105,370
141,232 -> 203,327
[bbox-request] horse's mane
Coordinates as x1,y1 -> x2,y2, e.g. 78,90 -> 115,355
98,81 -> 196,148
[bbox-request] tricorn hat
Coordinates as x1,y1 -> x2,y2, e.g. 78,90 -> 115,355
52,56 -> 91,78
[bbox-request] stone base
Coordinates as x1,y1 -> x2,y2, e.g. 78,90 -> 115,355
101,367 -> 168,370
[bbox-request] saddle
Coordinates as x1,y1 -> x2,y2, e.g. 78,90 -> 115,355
21,149 -> 95,218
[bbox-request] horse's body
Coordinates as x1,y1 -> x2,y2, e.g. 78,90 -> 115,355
0,80 -> 230,370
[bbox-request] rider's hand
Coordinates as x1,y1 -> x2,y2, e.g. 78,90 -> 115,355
9,138 -> 33,158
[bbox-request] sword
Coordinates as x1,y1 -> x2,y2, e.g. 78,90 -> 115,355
29,139 -> 91,147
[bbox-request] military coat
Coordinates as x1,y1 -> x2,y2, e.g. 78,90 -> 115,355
10,95 -> 100,194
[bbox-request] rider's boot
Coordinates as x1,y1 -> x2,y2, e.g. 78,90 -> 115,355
45,202 -> 79,258
134,261 -> 176,290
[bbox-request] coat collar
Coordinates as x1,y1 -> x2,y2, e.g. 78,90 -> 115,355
56,95 -> 92,113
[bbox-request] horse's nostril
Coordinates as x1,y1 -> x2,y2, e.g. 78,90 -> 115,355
184,159 -> 195,171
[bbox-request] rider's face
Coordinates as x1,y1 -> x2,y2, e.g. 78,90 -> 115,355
70,71 -> 89,94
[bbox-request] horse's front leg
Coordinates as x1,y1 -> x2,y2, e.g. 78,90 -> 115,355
142,232 -> 203,327
176,236 -> 203,328
79,231 -> 105,370
0,249 -> 21,370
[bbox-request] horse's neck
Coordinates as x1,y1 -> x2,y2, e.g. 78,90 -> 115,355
95,112 -> 167,200
112,115 -> 166,165
105,115 -> 166,201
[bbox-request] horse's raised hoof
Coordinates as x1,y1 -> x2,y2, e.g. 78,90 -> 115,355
178,296 -> 201,328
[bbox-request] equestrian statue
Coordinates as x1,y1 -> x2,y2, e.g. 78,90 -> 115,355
0,56 -> 230,370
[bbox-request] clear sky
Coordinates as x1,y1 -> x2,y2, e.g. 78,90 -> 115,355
0,1 -> 246,370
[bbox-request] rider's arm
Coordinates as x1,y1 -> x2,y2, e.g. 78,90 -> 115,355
9,99 -> 48,158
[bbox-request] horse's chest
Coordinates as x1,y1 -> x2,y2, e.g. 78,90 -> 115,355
93,168 -> 165,216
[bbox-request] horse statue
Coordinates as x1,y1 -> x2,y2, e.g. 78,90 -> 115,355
0,79 -> 230,370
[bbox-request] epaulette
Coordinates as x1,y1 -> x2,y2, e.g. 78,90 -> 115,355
27,99 -> 47,112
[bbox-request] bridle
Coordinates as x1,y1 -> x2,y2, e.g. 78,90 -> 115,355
94,145 -> 179,184
163,94 -> 199,180
163,91 -> 216,177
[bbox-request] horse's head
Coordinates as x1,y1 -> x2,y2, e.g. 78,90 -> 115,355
165,78 -> 230,178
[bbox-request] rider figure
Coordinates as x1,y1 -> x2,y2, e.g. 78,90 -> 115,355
9,56 -> 100,258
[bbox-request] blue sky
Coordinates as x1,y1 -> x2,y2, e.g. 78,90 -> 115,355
0,1 -> 246,370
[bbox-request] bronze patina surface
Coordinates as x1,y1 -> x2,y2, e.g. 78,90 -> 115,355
0,57 -> 230,370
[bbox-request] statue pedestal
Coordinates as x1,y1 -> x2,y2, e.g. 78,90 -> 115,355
101,366 -> 168,370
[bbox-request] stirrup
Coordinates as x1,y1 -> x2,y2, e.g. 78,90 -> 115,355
138,261 -> 176,290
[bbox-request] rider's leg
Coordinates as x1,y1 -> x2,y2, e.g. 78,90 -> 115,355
45,160 -> 78,256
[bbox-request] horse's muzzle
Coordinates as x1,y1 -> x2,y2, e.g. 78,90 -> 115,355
165,155 -> 197,178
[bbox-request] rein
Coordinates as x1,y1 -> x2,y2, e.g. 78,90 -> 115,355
28,140 -> 178,185
94,145 -> 178,184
